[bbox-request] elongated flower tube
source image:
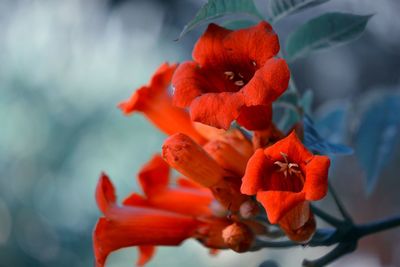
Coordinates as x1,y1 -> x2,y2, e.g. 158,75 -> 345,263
172,22 -> 290,130
93,174 -> 202,267
119,62 -> 206,144
241,131 -> 330,242
162,133 -> 249,211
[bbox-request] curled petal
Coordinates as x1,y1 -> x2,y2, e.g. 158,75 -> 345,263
242,58 -> 290,106
96,173 -> 116,214
303,155 -> 330,200
119,62 -> 177,113
137,246 -> 156,267
162,133 -> 225,187
256,191 -> 306,224
190,92 -> 244,130
119,62 -> 206,144
138,155 -> 170,197
172,62 -> 206,107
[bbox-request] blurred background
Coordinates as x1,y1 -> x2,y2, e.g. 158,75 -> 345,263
0,0 -> 399,266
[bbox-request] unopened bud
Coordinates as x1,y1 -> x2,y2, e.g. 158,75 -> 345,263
239,200 -> 259,219
222,222 -> 253,252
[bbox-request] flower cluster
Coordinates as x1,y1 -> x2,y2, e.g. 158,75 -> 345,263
93,21 -> 330,266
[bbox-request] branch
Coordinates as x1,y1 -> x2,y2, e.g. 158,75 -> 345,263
328,181 -> 353,223
357,215 -> 400,238
311,205 -> 343,227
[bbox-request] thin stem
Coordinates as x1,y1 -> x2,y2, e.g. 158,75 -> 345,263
357,215 -> 400,238
328,181 -> 353,223
311,205 -> 343,227
251,239 -> 298,250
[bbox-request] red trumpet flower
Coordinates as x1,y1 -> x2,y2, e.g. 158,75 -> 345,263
241,131 -> 330,242
119,62 -> 206,144
172,22 -> 290,130
93,173 -> 202,267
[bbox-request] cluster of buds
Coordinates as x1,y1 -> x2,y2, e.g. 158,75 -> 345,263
93,21 -> 330,266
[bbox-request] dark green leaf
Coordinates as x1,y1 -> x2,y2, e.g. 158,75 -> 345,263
222,19 -> 256,30
178,0 -> 262,39
285,12 -> 372,60
304,115 -> 353,155
315,100 -> 349,144
268,0 -> 330,23
354,91 -> 400,194
300,89 -> 314,115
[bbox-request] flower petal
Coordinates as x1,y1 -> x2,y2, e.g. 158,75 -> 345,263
236,105 -> 272,130
96,173 -> 116,214
123,193 -> 150,207
303,155 -> 330,200
279,210 -> 316,243
137,246 -> 156,267
264,131 -> 313,164
204,139 -> 249,176
138,155 -> 170,197
172,61 -> 206,107
93,208 -> 200,267
241,149 -> 269,195
242,58 -> 290,105
190,92 -> 244,130
256,191 -> 306,224
192,23 -> 232,68
119,62 -> 177,114
223,21 -> 280,66
119,62 -> 206,144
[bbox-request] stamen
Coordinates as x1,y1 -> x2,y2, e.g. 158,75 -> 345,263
234,80 -> 244,86
251,61 -> 256,66
238,73 -> 244,79
224,71 -> 235,80
274,152 -> 302,178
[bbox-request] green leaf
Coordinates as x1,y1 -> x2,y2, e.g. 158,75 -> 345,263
299,89 -> 314,115
268,0 -> 330,23
285,12 -> 373,60
178,0 -> 262,39
354,91 -> 400,194
304,115 -> 353,155
222,19 -> 256,30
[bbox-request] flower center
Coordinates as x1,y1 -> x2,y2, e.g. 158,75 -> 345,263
274,152 -> 302,178
224,71 -> 245,87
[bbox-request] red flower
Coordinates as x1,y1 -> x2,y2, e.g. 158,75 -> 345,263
162,133 -> 250,211
93,173 -> 202,267
172,22 -> 290,130
119,62 -> 206,144
241,131 -> 330,242
123,154 -> 214,217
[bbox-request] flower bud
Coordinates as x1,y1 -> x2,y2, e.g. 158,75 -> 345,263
222,222 -> 254,252
239,200 -> 260,219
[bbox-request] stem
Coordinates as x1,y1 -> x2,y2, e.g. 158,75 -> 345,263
311,205 -> 343,227
357,215 -> 400,238
328,181 -> 353,223
251,239 -> 297,250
